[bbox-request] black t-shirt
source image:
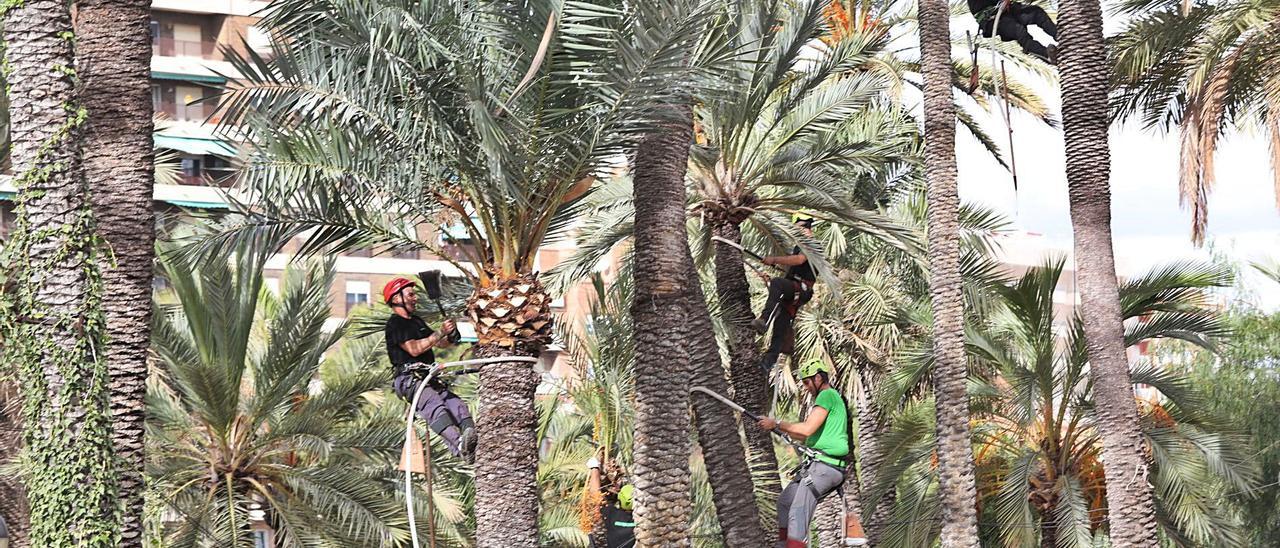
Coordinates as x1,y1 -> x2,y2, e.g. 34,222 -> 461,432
385,314 -> 435,376
601,505 -> 635,548
786,245 -> 815,284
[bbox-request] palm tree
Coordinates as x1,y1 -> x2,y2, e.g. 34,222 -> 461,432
972,259 -> 1256,547
629,94 -> 703,544
871,260 -> 1257,547
1060,0 -> 1164,543
148,249 -> 427,546
916,0 -> 982,543
182,0 -> 727,543
540,274 -> 753,547
689,0 -> 918,500
1110,0 -> 1280,244
74,2 -> 157,544
791,194 -> 1009,546
0,0 -> 120,544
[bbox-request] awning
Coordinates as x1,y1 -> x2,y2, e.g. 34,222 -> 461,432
154,134 -> 237,157
152,71 -> 226,84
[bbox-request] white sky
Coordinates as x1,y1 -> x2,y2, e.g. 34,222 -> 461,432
954,94 -> 1280,311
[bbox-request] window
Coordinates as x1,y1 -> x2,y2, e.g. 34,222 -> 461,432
180,157 -> 202,183
151,84 -> 162,114
149,21 -> 160,41
252,530 -> 269,548
174,85 -> 207,121
345,281 -> 371,315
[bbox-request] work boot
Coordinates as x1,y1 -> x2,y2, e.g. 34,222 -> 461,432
750,317 -> 768,334
459,427 -> 477,464
1046,44 -> 1059,65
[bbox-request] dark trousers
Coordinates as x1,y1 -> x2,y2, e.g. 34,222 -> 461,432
394,374 -> 473,456
980,4 -> 1057,58
759,278 -> 813,371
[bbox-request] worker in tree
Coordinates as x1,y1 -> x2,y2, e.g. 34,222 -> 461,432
756,358 -> 864,548
968,0 -> 1058,63
383,276 -> 476,463
587,455 -> 636,548
752,214 -> 818,372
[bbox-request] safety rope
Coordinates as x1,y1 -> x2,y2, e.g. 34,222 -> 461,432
403,356 -> 541,548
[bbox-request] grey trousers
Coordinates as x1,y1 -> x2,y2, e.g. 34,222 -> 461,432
393,374 -> 472,456
776,460 -> 844,547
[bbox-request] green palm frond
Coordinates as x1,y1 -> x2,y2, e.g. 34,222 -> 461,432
147,246 -> 457,546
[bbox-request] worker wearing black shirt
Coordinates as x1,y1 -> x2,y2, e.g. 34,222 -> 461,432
752,215 -> 818,372
383,277 -> 475,462
968,0 -> 1058,63
587,456 -> 635,548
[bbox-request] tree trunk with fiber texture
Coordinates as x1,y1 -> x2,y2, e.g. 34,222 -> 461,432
1,1 -> 120,544
0,383 -> 28,547
853,376 -> 895,545
1057,0 -> 1161,544
630,104 -> 698,546
710,222 -> 781,502
686,256 -> 770,546
918,0 -> 981,545
814,464 -> 861,547
74,2 -> 156,545
468,272 -> 553,548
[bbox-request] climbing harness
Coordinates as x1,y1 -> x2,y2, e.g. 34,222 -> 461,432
403,356 -> 541,548
690,387 -> 867,546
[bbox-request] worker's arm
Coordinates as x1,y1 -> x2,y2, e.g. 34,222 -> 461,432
587,457 -> 602,495
398,320 -> 456,356
762,253 -> 807,267
757,406 -> 828,442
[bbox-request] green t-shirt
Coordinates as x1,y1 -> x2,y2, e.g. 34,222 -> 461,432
806,388 -> 849,467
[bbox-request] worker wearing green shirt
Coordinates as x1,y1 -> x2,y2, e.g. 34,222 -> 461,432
756,358 -> 858,548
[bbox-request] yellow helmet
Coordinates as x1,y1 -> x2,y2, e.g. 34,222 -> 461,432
617,484 -> 634,511
798,357 -> 832,380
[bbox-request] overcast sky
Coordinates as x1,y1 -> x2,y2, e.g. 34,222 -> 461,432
954,94 -> 1280,311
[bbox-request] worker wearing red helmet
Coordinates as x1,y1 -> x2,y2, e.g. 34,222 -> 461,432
383,276 -> 475,462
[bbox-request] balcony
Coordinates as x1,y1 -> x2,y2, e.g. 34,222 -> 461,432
152,37 -> 216,59
154,96 -> 220,124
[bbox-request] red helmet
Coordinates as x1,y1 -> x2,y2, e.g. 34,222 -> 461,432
382,277 -> 416,305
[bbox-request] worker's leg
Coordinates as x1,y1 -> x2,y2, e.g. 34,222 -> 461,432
418,384 -> 465,456
440,389 -> 477,457
1014,4 -> 1057,38
761,310 -> 794,373
776,479 -> 800,548
785,463 -> 844,546
994,15 -> 1049,59
758,278 -> 798,325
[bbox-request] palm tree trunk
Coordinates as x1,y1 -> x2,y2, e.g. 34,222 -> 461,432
854,375 -> 896,545
917,0 -> 981,545
1057,0 -> 1161,544
630,104 -> 698,546
472,342 -> 543,547
74,3 -> 156,546
710,222 -> 781,501
1040,516 -> 1058,548
1,1 -> 120,545
814,466 -> 861,547
685,259 -> 770,546
0,383 -> 28,547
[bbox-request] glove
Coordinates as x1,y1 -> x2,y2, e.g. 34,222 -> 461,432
586,456 -> 601,470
